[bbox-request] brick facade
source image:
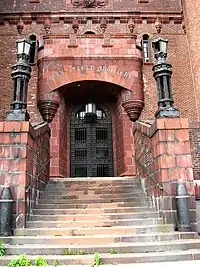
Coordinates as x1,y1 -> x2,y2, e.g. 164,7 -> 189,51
0,0 -> 200,194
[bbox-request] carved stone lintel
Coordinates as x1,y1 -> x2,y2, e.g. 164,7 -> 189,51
37,100 -> 59,123
72,0 -> 108,8
122,100 -> 144,122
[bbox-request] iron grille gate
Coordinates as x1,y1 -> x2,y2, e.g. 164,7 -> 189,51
70,105 -> 114,177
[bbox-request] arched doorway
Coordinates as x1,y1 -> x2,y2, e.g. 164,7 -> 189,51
70,104 -> 114,177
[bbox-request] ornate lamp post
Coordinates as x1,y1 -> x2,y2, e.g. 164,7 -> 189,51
6,39 -> 31,121
152,38 -> 179,118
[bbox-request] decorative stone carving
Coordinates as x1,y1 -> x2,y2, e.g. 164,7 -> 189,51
72,18 -> 79,33
37,100 -> 59,123
128,18 -> 135,34
100,17 -> 107,33
155,18 -> 162,34
17,19 -> 24,34
122,100 -> 144,122
44,18 -> 51,35
121,90 -> 144,122
72,0 -> 108,8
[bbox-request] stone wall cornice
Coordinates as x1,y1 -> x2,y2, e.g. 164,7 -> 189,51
0,11 -> 183,25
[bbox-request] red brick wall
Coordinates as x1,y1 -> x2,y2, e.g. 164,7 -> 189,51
182,0 -> 200,121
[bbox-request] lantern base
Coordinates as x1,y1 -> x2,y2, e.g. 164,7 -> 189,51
6,109 -> 30,121
155,106 -> 180,118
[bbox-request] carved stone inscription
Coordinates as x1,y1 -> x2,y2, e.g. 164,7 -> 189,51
72,0 -> 108,8
72,65 -> 131,79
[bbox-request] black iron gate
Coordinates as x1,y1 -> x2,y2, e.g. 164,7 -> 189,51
70,105 -> 114,177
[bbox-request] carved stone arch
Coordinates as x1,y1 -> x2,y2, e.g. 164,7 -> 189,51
79,25 -> 101,34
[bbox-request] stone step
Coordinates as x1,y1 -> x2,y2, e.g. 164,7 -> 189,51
37,198 -> 151,205
48,177 -> 138,184
29,211 -> 159,221
46,181 -> 140,189
3,239 -> 200,255
1,233 -> 197,245
41,192 -> 145,200
43,188 -> 142,195
1,250 -> 200,266
27,218 -> 163,228
3,263 -> 198,267
1,251 -> 200,266
14,224 -> 174,236
33,206 -> 156,215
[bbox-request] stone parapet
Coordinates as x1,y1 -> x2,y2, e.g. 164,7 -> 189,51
133,117 -> 196,231
0,121 -> 51,229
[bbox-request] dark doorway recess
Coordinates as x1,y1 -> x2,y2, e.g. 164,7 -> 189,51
70,105 -> 114,177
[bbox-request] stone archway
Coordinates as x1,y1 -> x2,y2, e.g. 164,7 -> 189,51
36,34 -> 145,177
46,80 -> 137,177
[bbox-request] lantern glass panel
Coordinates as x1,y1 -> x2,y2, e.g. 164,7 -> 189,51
17,41 -> 24,54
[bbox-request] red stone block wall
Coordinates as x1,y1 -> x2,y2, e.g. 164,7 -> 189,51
0,121 -> 50,228
134,118 -> 196,230
115,96 -> 136,176
50,95 -> 68,178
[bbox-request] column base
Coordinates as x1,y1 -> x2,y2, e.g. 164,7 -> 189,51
6,109 -> 30,121
155,107 -> 180,118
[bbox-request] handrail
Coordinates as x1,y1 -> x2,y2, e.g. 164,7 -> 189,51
135,157 -> 163,190
26,156 -> 52,193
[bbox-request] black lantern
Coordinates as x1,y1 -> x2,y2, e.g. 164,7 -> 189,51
152,37 -> 168,60
6,39 -> 32,121
16,39 -> 31,59
152,38 -> 179,118
84,103 -> 97,123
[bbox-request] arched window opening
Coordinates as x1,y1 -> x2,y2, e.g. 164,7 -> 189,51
29,35 -> 37,64
142,34 -> 150,62
84,31 -> 95,35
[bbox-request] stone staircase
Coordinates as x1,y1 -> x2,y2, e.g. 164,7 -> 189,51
1,177 -> 200,266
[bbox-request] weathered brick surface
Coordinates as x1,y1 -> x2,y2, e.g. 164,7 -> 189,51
0,0 -> 181,12
134,118 -> 196,230
0,121 -> 50,228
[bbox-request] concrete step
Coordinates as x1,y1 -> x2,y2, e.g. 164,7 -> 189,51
29,211 -> 159,221
27,218 -> 163,228
1,250 -> 200,266
14,224 -> 174,236
33,206 -> 156,215
3,239 -> 200,255
37,198 -> 151,205
1,233 -> 197,245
